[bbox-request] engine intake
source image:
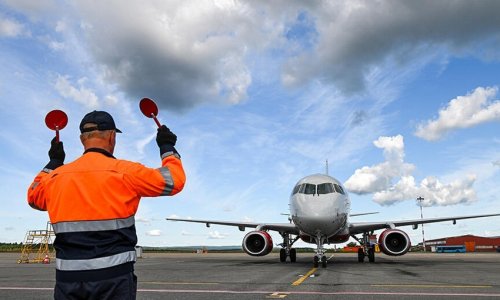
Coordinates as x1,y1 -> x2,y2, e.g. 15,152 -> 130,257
378,229 -> 411,256
242,231 -> 273,256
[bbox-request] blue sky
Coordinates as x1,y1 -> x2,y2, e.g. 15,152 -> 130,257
1,1 -> 499,248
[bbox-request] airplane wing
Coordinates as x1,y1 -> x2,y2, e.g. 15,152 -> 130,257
349,213 -> 500,235
166,218 -> 300,235
350,212 -> 379,217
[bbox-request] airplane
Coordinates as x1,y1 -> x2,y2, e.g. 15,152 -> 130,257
167,173 -> 500,268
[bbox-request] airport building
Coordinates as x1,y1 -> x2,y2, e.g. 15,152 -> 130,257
422,235 -> 500,252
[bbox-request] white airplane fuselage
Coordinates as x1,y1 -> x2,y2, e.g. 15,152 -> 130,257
290,174 -> 350,243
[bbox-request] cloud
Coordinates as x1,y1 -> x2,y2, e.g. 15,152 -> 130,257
284,1 -> 500,94
1,0 -> 56,19
345,135 -> 477,206
373,175 -> 477,207
415,87 -> 500,141
208,231 -> 227,239
344,135 -> 414,194
135,133 -> 156,156
73,1 -> 263,111
243,216 -> 254,223
493,160 -> 500,167
7,1 -> 500,111
54,75 -> 99,109
146,229 -> 162,236
0,15 -> 25,37
135,216 -> 151,224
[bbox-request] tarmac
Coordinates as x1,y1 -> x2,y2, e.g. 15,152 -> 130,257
1,251 -> 500,299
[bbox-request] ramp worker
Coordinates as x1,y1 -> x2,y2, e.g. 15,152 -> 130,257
28,111 -> 186,299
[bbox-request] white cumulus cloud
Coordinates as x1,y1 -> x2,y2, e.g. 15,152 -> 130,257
146,229 -> 162,236
345,135 -> 477,206
415,86 -> 500,141
135,216 -> 151,224
0,15 -> 25,37
373,175 -> 477,206
54,75 -> 99,109
208,231 -> 227,239
344,135 -> 414,194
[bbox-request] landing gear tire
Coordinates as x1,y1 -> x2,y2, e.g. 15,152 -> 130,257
313,256 -> 319,268
321,255 -> 327,268
280,248 -> 286,262
368,247 -> 375,263
357,248 -> 365,263
290,248 -> 297,263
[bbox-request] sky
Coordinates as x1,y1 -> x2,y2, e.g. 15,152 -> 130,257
1,0 -> 499,249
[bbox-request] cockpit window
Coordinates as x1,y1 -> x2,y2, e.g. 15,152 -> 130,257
293,182 -> 346,196
317,183 -> 334,194
301,183 -> 316,195
334,184 -> 345,195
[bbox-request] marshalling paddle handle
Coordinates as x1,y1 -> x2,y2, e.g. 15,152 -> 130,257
151,113 -> 161,128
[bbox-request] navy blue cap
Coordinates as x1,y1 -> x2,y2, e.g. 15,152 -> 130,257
79,111 -> 122,133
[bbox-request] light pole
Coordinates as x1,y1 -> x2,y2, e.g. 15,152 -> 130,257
417,196 -> 426,252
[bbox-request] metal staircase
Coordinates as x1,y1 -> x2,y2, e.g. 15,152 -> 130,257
18,222 -> 55,263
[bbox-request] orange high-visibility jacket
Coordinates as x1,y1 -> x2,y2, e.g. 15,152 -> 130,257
28,148 -> 185,282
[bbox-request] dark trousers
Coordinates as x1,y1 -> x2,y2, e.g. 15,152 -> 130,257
54,272 -> 137,300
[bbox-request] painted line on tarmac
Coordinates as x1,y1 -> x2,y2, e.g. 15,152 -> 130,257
143,281 -> 219,285
2,287 -> 500,297
0,287 -> 53,291
291,267 -> 317,286
266,292 -> 289,298
138,289 -> 500,297
372,284 -> 492,289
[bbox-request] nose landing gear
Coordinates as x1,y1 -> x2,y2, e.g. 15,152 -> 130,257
313,233 -> 328,268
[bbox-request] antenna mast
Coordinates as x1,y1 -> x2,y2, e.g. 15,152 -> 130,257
325,159 -> 329,175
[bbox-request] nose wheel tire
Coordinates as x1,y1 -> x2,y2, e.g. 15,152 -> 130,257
313,256 -> 319,268
313,255 -> 327,268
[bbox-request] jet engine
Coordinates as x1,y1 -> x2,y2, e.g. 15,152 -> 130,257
378,229 -> 411,256
242,231 -> 273,256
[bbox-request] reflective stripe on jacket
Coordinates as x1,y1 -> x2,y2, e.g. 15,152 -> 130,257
27,148 -> 185,281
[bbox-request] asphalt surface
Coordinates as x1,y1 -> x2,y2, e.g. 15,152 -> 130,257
1,252 -> 500,299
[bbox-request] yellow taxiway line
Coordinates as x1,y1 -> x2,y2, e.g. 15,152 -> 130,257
291,267 -> 317,286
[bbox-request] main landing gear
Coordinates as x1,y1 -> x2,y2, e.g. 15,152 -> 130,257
353,232 -> 376,263
279,233 -> 299,263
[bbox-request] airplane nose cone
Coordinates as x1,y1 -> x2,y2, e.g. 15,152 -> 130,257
291,194 -> 347,236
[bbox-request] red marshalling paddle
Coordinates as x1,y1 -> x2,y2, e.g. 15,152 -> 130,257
45,110 -> 68,142
139,97 -> 162,128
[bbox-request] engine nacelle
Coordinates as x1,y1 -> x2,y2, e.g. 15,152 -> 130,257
242,231 -> 273,256
378,229 -> 411,256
